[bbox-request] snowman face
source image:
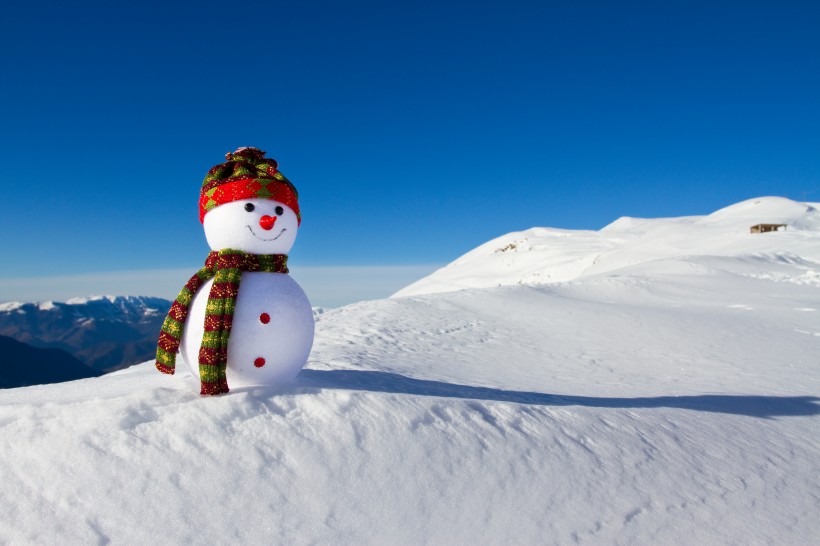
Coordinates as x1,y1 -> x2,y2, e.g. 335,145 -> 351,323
203,198 -> 299,254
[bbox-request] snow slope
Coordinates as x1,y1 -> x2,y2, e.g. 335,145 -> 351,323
394,196 -> 820,297
0,197 -> 818,544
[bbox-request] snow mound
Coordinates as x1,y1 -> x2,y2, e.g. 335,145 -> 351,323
703,196 -> 819,228
1,261 -> 819,544
394,196 -> 820,297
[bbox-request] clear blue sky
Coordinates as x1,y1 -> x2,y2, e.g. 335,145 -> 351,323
1,1 -> 818,305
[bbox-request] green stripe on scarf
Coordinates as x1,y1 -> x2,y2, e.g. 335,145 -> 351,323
155,249 -> 289,395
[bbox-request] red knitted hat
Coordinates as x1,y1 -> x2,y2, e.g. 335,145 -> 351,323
199,147 -> 300,224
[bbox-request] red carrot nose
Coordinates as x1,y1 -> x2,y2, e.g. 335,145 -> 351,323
259,215 -> 276,230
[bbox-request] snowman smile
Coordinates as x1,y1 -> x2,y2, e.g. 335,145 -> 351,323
246,225 -> 287,241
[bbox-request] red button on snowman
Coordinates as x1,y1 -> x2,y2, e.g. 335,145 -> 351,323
155,147 -> 314,394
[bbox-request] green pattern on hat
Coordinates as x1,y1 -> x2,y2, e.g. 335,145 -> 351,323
199,147 -> 301,223
201,147 -> 298,197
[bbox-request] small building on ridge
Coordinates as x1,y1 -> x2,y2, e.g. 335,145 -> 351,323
750,223 -> 787,234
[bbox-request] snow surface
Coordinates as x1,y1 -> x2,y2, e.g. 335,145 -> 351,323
2,295 -> 168,316
394,196 -> 820,297
66,295 -> 121,305
0,196 -> 818,544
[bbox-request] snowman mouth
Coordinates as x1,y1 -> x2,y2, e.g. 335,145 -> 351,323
246,225 -> 287,241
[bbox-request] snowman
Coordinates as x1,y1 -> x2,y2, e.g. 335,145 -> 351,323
155,147 -> 314,395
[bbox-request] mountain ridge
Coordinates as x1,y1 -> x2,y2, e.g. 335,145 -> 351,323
394,196 -> 820,297
0,335 -> 100,388
0,295 -> 171,372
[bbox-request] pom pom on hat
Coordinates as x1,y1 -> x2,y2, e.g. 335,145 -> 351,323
199,147 -> 300,223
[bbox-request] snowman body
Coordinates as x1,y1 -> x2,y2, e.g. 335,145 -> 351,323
179,197 -> 314,388
180,272 -> 313,388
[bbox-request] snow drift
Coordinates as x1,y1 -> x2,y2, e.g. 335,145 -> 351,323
0,196 -> 818,544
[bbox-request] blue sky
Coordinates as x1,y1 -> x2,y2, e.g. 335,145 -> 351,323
1,1 -> 818,306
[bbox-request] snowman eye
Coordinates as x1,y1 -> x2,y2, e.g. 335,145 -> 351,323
244,203 -> 255,212
275,206 -> 284,216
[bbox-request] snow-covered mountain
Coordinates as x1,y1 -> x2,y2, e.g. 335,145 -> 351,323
394,196 -> 820,297
0,197 -> 817,544
0,295 -> 171,372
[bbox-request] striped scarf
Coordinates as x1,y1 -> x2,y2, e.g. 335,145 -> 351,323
155,249 -> 289,395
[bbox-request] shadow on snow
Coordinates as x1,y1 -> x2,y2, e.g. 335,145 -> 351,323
292,369 -> 820,418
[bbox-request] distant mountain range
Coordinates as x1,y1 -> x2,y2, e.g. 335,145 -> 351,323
0,296 -> 171,383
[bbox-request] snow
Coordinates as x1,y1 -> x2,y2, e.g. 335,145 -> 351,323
394,196 -> 820,297
0,196 -> 818,544
3,297 -> 128,312
65,295 -> 120,305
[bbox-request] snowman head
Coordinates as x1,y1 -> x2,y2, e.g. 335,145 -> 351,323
203,198 -> 299,254
199,147 -> 301,255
